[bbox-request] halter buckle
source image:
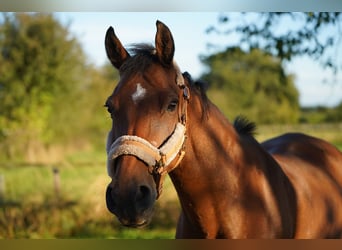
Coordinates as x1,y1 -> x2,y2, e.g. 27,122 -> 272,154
154,153 -> 166,174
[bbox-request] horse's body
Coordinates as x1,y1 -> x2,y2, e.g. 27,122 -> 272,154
104,20 -> 342,238
171,101 -> 342,238
262,133 -> 342,238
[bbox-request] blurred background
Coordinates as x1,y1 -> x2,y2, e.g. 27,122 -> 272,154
0,12 -> 341,238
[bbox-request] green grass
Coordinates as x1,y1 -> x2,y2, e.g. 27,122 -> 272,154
256,123 -> 342,149
0,160 -> 179,239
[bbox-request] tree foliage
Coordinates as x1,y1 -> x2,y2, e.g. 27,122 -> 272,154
206,12 -> 342,75
201,47 -> 300,124
0,13 -> 84,160
0,13 -> 117,162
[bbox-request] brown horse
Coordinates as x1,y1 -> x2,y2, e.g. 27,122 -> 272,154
104,20 -> 342,238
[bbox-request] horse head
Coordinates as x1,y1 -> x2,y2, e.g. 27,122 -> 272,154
104,20 -> 189,227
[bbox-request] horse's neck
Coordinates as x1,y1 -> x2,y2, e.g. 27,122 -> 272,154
169,99 -> 294,238
170,99 -> 252,197
170,100 -> 245,204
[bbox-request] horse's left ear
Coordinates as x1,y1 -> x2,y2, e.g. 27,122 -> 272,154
105,26 -> 130,70
155,20 -> 175,66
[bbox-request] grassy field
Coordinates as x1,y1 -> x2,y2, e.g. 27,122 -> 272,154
256,123 -> 342,149
0,123 -> 341,238
0,162 -> 179,239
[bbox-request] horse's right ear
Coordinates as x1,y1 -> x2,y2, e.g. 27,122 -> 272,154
105,26 -> 130,69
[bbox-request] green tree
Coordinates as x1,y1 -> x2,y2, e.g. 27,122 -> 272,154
74,63 -> 119,150
325,101 -> 342,122
201,47 -> 300,124
0,13 -> 87,161
207,12 -> 342,75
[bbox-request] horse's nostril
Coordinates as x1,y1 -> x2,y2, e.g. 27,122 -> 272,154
137,185 -> 151,201
135,185 -> 154,212
106,185 -> 117,214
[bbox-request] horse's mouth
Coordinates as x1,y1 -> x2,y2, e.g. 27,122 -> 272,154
119,217 -> 149,228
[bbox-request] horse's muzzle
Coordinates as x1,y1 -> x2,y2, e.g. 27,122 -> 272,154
105,181 -> 155,228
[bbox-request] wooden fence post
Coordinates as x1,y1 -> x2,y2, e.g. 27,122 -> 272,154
52,167 -> 61,201
0,174 -> 5,202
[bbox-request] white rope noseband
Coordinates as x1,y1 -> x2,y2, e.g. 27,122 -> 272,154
107,122 -> 186,177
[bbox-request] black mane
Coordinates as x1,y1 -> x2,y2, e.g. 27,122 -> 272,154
120,43 -> 157,75
233,116 -> 257,136
183,72 -> 210,120
127,43 -> 156,56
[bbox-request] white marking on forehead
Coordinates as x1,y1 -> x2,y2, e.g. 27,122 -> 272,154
132,83 -> 147,104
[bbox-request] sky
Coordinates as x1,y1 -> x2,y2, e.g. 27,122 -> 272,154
56,12 -> 342,108
2,0 -> 342,12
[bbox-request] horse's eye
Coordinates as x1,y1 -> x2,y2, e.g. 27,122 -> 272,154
167,99 -> 178,112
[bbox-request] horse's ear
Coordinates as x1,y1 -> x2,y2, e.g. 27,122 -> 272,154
105,26 -> 130,69
155,20 -> 175,66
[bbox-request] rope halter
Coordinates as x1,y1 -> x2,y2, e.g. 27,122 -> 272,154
107,62 -> 190,198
